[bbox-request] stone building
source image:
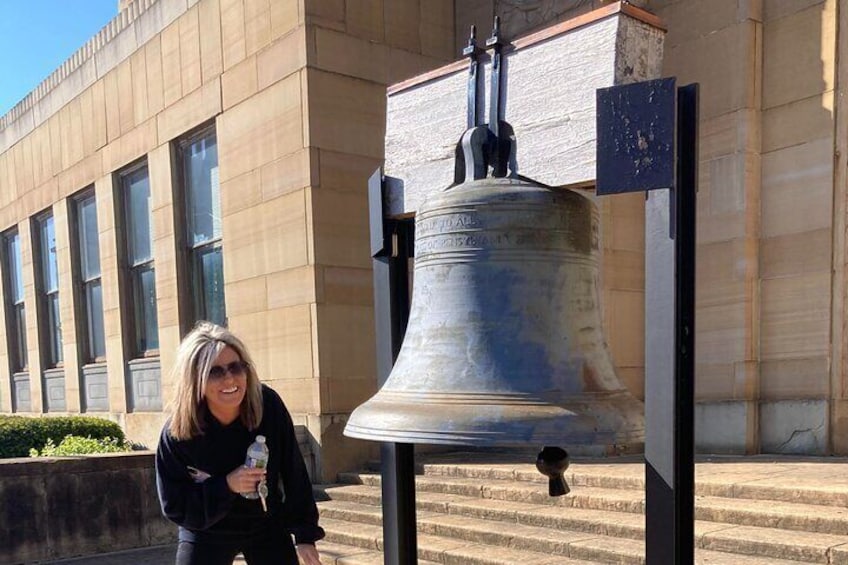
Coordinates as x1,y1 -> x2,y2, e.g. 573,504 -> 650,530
0,0 -> 841,482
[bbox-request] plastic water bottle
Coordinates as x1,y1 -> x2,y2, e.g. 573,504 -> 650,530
242,435 -> 269,499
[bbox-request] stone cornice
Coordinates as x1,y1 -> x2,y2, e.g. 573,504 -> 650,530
0,0 -> 194,153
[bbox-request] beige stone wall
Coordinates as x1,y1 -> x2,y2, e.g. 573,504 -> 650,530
759,0 -> 836,452
301,0 -> 454,479
54,199 -> 81,413
599,192 -> 646,400
833,0 -> 848,453
647,0 -> 764,452
647,0 -> 838,454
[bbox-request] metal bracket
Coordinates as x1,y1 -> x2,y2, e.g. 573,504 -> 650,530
486,16 -> 504,141
462,25 -> 484,129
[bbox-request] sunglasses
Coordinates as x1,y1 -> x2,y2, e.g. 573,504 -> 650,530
208,360 -> 248,380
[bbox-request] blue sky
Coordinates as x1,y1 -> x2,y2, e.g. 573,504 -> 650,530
0,0 -> 118,116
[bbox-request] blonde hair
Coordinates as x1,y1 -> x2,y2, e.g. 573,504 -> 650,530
167,321 -> 263,440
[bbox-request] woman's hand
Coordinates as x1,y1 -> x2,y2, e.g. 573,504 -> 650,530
225,465 -> 266,495
295,543 -> 322,564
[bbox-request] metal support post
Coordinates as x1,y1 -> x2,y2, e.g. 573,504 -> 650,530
368,169 -> 417,565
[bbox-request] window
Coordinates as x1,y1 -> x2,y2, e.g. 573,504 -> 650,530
178,126 -> 225,326
120,163 -> 159,355
34,212 -> 62,367
3,230 -> 27,372
73,191 -> 105,362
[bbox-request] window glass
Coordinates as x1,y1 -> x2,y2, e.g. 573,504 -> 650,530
5,231 -> 27,372
8,233 -> 23,303
125,168 -> 152,265
78,195 -> 101,280
13,304 -> 27,370
133,265 -> 159,352
121,164 -> 158,356
47,293 -> 62,364
186,135 -> 220,246
76,191 -> 106,362
86,281 -> 106,359
181,127 -> 226,327
40,215 -> 58,293
198,246 -> 226,326
37,213 -> 62,367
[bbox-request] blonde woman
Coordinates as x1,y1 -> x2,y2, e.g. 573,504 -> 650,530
155,322 -> 324,565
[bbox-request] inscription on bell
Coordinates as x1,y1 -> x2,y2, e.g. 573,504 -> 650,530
416,212 -> 483,233
415,228 -> 594,257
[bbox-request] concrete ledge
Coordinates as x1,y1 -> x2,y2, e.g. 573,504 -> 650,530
695,401 -> 752,454
0,452 -> 172,564
760,399 -> 828,455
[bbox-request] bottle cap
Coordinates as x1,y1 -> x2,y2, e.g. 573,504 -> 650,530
256,435 -> 266,443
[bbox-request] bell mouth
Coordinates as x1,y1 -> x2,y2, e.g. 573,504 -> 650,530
343,389 -> 644,447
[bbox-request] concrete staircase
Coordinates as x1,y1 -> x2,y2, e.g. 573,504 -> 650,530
314,451 -> 848,564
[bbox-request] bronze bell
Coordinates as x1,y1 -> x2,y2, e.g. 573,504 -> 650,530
344,164 -> 645,449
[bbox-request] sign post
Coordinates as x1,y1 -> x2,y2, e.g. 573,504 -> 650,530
597,77 -> 699,564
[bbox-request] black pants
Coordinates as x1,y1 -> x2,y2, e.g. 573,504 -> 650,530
175,534 -> 298,565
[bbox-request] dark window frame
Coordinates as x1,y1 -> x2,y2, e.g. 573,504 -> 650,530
33,209 -> 63,369
70,187 -> 106,364
2,229 -> 27,374
116,160 -> 159,358
176,123 -> 226,328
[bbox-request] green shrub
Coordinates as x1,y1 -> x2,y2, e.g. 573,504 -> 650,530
29,435 -> 133,457
0,415 -> 125,458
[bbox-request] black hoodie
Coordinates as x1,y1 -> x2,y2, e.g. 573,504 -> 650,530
155,384 -> 325,546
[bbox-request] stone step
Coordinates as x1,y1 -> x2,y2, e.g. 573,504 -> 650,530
410,457 -> 645,491
322,482 -> 848,553
333,470 -> 848,535
336,472 -> 646,513
405,453 -> 848,508
320,484 -> 646,539
320,498 -> 640,560
320,517 -> 608,564
318,495 -> 848,563
319,515 -> 815,565
695,494 -> 848,535
316,540 -> 440,565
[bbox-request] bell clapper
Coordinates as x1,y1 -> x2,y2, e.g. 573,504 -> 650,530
536,446 -> 570,497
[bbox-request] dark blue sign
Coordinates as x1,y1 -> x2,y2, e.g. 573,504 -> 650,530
596,77 -> 676,195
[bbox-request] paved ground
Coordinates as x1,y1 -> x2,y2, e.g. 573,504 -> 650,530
45,545 -> 178,564
45,545 -> 254,564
